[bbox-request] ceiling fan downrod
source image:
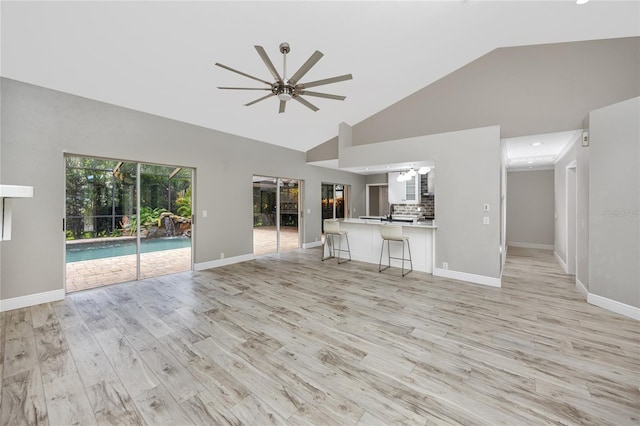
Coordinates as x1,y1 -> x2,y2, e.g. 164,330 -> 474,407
278,42 -> 292,101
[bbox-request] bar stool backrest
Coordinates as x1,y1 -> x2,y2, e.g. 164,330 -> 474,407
380,224 -> 404,241
324,219 -> 340,234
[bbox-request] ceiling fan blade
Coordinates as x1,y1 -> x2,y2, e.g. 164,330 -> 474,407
218,87 -> 271,90
287,50 -> 324,86
245,93 -> 275,107
255,45 -> 282,83
215,62 -> 273,86
298,91 -> 346,101
279,100 -> 286,114
293,96 -> 319,112
297,74 -> 353,89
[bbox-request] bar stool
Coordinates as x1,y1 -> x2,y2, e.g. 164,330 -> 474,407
322,219 -> 351,264
379,224 -> 413,277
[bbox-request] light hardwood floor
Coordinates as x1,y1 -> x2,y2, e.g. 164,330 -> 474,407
1,247 -> 639,425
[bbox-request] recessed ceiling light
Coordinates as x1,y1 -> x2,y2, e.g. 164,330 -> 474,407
531,142 -> 543,146
527,160 -> 534,164
576,0 -> 589,4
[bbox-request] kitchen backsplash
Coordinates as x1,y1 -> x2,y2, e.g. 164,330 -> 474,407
393,195 -> 435,219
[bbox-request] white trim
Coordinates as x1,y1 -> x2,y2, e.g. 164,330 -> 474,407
575,278 -> 588,300
194,253 -> 255,271
507,166 -> 555,172
0,289 -> 65,312
554,251 -> 567,273
302,241 -> 323,249
433,268 -> 501,287
507,241 -> 554,250
587,293 -> 640,321
553,131 -> 580,165
565,162 -> 577,275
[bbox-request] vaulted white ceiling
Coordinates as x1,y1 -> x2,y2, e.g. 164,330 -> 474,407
2,1 -> 638,152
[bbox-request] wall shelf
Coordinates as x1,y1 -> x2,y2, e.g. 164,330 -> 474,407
1,185 -> 35,241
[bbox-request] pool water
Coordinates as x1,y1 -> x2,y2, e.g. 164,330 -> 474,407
66,237 -> 191,263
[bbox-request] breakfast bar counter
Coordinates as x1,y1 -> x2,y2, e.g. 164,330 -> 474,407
334,218 -> 436,273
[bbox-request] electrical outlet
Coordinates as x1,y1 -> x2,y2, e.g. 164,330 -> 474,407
443,262 -> 448,270
220,252 -> 225,259
483,217 -> 490,225
202,210 -> 208,218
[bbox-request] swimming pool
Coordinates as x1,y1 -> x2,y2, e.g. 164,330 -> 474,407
66,237 -> 191,263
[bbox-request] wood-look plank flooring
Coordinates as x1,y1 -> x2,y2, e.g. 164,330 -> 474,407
1,246 -> 639,425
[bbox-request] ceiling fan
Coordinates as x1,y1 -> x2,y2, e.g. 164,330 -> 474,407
215,42 -> 352,113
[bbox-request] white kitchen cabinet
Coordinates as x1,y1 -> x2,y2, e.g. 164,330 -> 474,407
388,172 -> 419,204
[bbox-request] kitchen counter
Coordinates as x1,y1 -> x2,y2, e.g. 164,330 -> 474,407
330,219 -> 436,273
347,218 -> 436,228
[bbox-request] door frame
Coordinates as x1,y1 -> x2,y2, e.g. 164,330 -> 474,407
63,154 -> 195,292
365,183 -> 389,217
566,161 -> 577,275
252,175 -> 303,255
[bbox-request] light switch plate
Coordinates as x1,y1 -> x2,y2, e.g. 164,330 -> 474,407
483,217 -> 490,225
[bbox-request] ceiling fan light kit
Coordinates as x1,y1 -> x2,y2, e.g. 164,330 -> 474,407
215,42 -> 352,113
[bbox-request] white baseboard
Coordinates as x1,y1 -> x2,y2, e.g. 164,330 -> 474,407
302,241 -> 323,249
433,268 -> 501,288
194,253 -> 256,271
508,241 -> 554,250
554,251 -> 567,273
575,278 -> 588,300
0,289 -> 65,312
587,293 -> 640,321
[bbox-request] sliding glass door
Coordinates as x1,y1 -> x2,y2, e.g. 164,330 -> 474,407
139,164 -> 193,280
65,155 -> 193,292
279,178 -> 300,252
321,183 -> 348,233
253,175 -> 300,255
253,176 -> 278,255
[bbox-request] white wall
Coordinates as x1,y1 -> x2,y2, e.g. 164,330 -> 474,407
0,78 -> 366,302
588,97 -> 639,309
339,124 -> 502,284
506,170 -> 555,249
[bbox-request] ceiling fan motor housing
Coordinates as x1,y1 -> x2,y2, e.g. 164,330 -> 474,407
276,84 -> 293,101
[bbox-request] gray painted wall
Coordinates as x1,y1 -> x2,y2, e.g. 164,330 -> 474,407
339,124 -> 502,280
589,97 -> 639,308
351,37 -> 640,147
306,137 -> 338,163
506,170 -> 555,247
0,78 -> 366,301
576,132 -> 590,289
